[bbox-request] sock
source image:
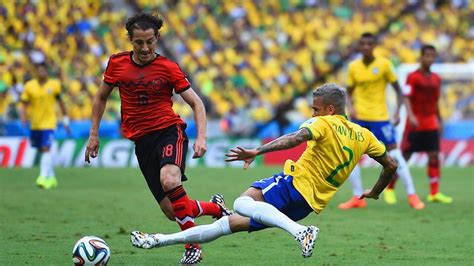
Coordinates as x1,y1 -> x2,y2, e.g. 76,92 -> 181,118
47,150 -> 55,177
158,216 -> 232,246
387,174 -> 398,189
165,185 -> 198,249
348,164 -> 363,197
389,149 -> 415,195
190,200 -> 221,218
233,196 -> 306,237
40,151 -> 52,178
428,157 -> 440,195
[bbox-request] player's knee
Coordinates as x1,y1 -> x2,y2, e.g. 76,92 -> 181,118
428,152 -> 439,163
160,165 -> 181,191
233,196 -> 253,215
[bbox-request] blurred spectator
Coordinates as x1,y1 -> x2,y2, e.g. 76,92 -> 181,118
0,0 -> 472,138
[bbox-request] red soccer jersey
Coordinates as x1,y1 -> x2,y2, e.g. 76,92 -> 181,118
404,70 -> 441,131
103,51 -> 190,140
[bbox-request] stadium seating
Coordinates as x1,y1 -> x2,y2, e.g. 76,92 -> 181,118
0,0 -> 472,138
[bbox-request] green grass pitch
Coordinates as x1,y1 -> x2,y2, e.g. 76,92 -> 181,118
1,166 -> 473,265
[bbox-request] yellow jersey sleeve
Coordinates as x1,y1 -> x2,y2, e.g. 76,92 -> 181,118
364,128 -> 386,158
299,117 -> 326,141
384,60 -> 398,83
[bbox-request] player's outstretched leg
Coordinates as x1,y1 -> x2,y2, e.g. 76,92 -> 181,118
131,216 -> 233,249
233,196 -> 319,257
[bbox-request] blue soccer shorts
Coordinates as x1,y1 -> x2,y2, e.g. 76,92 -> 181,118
352,119 -> 396,146
248,172 -> 313,232
30,130 -> 54,149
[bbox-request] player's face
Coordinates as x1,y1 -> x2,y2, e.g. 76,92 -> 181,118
421,49 -> 436,68
359,37 -> 375,57
312,96 -> 334,117
131,28 -> 157,64
37,65 -> 48,80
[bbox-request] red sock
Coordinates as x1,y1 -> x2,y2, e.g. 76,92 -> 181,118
428,157 -> 440,195
387,174 -> 398,189
166,185 -> 199,249
190,200 -> 222,218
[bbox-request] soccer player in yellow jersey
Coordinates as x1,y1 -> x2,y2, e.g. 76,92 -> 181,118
339,33 -> 425,210
130,84 -> 398,259
20,63 -> 70,189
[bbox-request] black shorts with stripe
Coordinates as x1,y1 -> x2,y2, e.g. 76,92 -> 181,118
134,124 -> 188,203
401,129 -> 440,153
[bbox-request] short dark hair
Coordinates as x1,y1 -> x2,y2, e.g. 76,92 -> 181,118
313,83 -> 346,113
35,62 -> 48,69
361,32 -> 376,42
125,13 -> 163,39
421,44 -> 436,55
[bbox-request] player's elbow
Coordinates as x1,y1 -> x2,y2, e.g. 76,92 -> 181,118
387,158 -> 398,174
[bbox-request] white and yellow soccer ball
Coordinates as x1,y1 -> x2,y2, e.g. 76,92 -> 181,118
72,236 -> 110,265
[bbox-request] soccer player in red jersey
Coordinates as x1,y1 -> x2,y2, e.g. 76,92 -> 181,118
386,44 -> 452,204
84,13 -> 232,264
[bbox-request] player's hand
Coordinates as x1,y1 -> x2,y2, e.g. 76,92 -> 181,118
192,137 -> 207,159
225,146 -> 258,170
359,189 -> 379,200
20,116 -> 27,128
85,135 -> 100,163
409,115 -> 419,128
392,113 -> 400,126
64,125 -> 72,136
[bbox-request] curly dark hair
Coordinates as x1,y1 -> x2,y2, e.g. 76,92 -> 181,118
125,12 -> 163,39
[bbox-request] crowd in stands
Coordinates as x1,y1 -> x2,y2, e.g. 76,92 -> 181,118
0,0 -> 472,138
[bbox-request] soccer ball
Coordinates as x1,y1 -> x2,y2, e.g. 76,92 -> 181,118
72,236 -> 110,265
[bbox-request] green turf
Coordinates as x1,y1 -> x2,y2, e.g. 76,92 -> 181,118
1,166 -> 473,265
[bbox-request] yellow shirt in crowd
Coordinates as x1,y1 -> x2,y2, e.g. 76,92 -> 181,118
347,57 -> 398,121
20,79 -> 61,130
285,115 -> 386,213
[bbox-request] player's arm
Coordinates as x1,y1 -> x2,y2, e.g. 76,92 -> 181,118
390,81 -> 404,125
180,88 -> 207,158
19,101 -> 28,126
225,128 -> 312,170
403,94 -> 419,128
56,94 -> 71,133
436,105 -> 443,136
85,81 -> 114,163
360,153 -> 398,199
346,85 -> 356,119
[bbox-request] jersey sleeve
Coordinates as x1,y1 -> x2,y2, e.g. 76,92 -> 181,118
103,57 -> 118,85
299,117 -> 326,141
364,129 -> 386,158
169,62 -> 191,93
385,60 -> 398,83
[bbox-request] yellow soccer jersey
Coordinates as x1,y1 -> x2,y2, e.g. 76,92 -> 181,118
20,79 -> 61,130
347,57 -> 398,121
284,115 -> 386,213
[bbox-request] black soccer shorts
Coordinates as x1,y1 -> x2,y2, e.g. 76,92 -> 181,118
134,124 -> 189,203
401,129 -> 440,153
